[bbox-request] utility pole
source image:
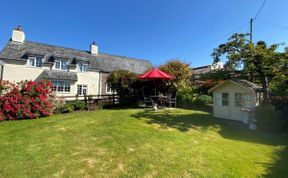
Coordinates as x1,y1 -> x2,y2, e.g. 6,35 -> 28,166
250,18 -> 253,43
249,18 -> 254,82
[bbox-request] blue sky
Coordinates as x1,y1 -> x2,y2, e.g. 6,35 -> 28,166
0,0 -> 287,67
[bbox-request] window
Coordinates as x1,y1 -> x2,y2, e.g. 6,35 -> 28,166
106,83 -> 112,93
222,93 -> 229,106
243,94 -> 252,107
214,93 -> 222,106
51,80 -> 71,93
235,93 -> 252,107
28,56 -> 42,67
77,85 -> 88,96
235,93 -> 242,107
77,62 -> 89,72
54,60 -> 68,70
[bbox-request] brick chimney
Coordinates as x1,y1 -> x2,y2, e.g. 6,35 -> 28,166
12,25 -> 25,43
90,42 -> 98,55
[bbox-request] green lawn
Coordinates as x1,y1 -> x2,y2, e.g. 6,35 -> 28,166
0,108 -> 287,178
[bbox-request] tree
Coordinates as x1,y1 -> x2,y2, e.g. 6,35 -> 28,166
211,33 -> 283,104
269,75 -> 288,111
159,60 -> 192,91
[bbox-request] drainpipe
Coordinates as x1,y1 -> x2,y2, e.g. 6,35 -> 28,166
98,72 -> 102,97
0,65 -> 3,81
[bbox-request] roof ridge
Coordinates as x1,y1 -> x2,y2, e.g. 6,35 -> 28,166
24,40 -> 151,63
24,40 -> 89,53
99,52 -> 151,63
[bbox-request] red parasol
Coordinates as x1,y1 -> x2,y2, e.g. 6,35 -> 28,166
139,68 -> 173,80
139,68 -> 173,96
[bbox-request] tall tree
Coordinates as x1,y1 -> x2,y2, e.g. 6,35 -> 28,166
159,60 -> 192,91
211,33 -> 282,104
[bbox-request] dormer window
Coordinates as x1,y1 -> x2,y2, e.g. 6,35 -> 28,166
77,62 -> 89,72
54,59 -> 68,71
28,56 -> 42,67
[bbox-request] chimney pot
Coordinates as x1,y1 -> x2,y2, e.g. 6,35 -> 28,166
16,25 -> 23,31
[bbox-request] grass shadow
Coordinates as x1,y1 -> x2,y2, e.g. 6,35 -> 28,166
261,147 -> 288,178
131,109 -> 288,146
131,109 -> 220,132
131,109 -> 288,177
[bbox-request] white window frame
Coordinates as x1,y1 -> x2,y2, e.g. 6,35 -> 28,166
51,80 -> 71,93
235,93 -> 252,108
77,62 -> 89,72
222,93 -> 229,106
27,56 -> 43,68
235,93 -> 242,107
77,84 -> 88,96
243,94 -> 252,108
214,93 -> 222,106
54,59 -> 68,71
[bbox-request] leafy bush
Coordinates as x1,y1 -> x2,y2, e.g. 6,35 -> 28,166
0,80 -> 54,120
51,95 -> 66,114
194,80 -> 218,95
256,105 -> 286,132
194,95 -> 213,106
71,100 -> 86,110
177,87 -> 195,104
58,103 -> 74,113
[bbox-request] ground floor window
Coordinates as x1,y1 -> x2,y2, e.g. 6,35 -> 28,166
235,93 -> 251,107
77,85 -> 88,96
215,93 -> 229,106
222,93 -> 229,106
235,93 -> 242,107
51,80 -> 71,93
214,93 -> 222,106
106,83 -> 112,94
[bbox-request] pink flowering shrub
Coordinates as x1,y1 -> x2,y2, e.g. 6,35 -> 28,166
0,80 -> 54,120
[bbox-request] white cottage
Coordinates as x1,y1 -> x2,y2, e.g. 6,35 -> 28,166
0,26 -> 152,98
209,80 -> 262,122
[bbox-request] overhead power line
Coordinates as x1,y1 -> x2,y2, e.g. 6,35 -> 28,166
175,21 -> 250,59
255,0 -> 268,19
255,18 -> 288,30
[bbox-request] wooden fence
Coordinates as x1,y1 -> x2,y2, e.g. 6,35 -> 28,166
60,94 -> 120,106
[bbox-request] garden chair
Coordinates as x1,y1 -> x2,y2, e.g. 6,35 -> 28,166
163,92 -> 177,108
143,96 -> 154,107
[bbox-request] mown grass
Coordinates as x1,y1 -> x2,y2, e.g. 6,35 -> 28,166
0,108 -> 287,177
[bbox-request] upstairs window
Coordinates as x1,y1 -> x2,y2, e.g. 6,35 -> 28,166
28,56 -> 42,67
77,62 -> 89,72
54,60 -> 68,71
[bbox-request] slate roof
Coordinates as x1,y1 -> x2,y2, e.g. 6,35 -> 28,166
0,40 -> 153,74
209,79 -> 262,92
232,79 -> 262,92
42,70 -> 78,81
192,65 -> 211,75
